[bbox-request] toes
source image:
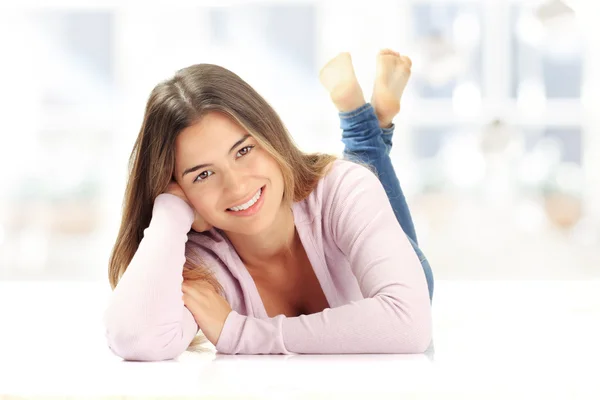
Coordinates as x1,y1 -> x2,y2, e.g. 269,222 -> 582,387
379,49 -> 404,61
396,55 -> 412,71
322,52 -> 351,70
379,48 -> 396,57
338,51 -> 351,60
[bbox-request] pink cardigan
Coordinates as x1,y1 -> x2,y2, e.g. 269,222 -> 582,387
103,159 -> 432,360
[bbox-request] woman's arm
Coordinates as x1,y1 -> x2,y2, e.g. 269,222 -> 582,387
103,194 -> 199,361
214,162 -> 432,354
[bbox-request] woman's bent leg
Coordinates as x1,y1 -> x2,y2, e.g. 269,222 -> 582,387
381,124 -> 394,156
339,103 -> 434,301
340,103 -> 417,243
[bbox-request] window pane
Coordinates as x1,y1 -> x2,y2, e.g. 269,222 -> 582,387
410,3 -> 482,99
511,3 -> 583,99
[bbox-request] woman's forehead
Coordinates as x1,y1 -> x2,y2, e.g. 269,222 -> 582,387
175,113 -> 251,172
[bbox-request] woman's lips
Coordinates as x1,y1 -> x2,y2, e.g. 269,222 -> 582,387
225,185 -> 266,216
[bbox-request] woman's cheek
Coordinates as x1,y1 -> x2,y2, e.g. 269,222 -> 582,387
193,197 -> 218,219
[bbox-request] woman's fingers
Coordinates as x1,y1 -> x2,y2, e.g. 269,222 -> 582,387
182,281 -> 218,307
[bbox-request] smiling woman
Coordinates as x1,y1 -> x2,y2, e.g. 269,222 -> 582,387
104,51 -> 434,360
106,62 -> 340,354
172,112 -> 285,236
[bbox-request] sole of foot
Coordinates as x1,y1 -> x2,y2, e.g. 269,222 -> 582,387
371,48 -> 412,128
319,52 -> 366,113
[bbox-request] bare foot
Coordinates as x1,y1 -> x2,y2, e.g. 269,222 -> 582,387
319,52 -> 366,113
371,49 -> 412,128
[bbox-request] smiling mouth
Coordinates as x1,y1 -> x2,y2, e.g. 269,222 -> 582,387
225,185 -> 265,212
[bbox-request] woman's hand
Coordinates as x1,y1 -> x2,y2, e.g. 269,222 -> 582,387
164,180 -> 213,232
182,280 -> 232,346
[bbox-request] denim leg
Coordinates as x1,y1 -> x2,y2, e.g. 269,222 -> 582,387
340,104 -> 418,243
381,124 -> 394,156
339,103 -> 434,302
407,236 -> 435,302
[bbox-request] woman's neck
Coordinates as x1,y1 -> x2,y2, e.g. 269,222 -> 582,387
224,204 -> 297,270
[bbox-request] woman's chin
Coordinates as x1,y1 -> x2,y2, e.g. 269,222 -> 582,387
221,223 -> 266,236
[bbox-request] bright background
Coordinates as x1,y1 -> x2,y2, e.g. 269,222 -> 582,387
0,0 -> 598,282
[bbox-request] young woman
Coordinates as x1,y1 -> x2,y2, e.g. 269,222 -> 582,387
104,50 -> 434,360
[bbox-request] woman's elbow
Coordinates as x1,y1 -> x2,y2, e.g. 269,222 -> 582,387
403,301 -> 433,353
388,318 -> 431,354
104,328 -> 188,361
385,296 -> 433,353
406,319 -> 432,353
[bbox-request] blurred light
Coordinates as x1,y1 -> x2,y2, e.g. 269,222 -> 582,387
562,0 -> 596,37
553,162 -> 583,194
452,81 -> 481,118
18,228 -> 48,272
543,191 -> 582,230
480,119 -> 514,155
442,134 -> 486,188
516,9 -> 545,47
519,137 -> 562,185
536,136 -> 563,164
571,217 -> 600,246
416,33 -> 465,87
535,0 -> 575,23
561,0 -> 584,13
516,0 -> 578,53
417,159 -> 446,192
0,225 -> 4,246
452,12 -> 480,49
537,2 -> 581,59
517,78 -> 547,117
581,82 -> 593,112
515,199 -> 546,233
518,0 -> 582,59
519,157 -> 548,186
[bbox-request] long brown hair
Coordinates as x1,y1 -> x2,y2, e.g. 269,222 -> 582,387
108,63 -> 348,351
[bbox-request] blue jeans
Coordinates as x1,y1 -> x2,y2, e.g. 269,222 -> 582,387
339,103 -> 434,302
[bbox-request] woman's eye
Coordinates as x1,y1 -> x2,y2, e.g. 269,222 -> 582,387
237,145 -> 255,157
193,145 -> 255,184
194,170 -> 213,183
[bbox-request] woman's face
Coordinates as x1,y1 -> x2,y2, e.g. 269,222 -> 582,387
174,111 -> 285,235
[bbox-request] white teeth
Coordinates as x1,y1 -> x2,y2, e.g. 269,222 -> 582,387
228,188 -> 262,212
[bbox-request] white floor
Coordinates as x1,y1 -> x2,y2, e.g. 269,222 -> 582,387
1,280 -> 599,399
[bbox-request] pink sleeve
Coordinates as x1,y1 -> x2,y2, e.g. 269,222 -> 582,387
103,193 -> 200,361
215,163 -> 432,354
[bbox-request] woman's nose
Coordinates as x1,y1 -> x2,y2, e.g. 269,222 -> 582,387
223,169 -> 247,193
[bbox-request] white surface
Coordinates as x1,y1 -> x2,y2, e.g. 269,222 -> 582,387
1,280 -> 599,398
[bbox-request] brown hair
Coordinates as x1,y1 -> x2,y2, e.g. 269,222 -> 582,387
107,63 -> 361,351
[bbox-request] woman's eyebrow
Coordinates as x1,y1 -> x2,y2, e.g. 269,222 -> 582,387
181,134 -> 251,179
